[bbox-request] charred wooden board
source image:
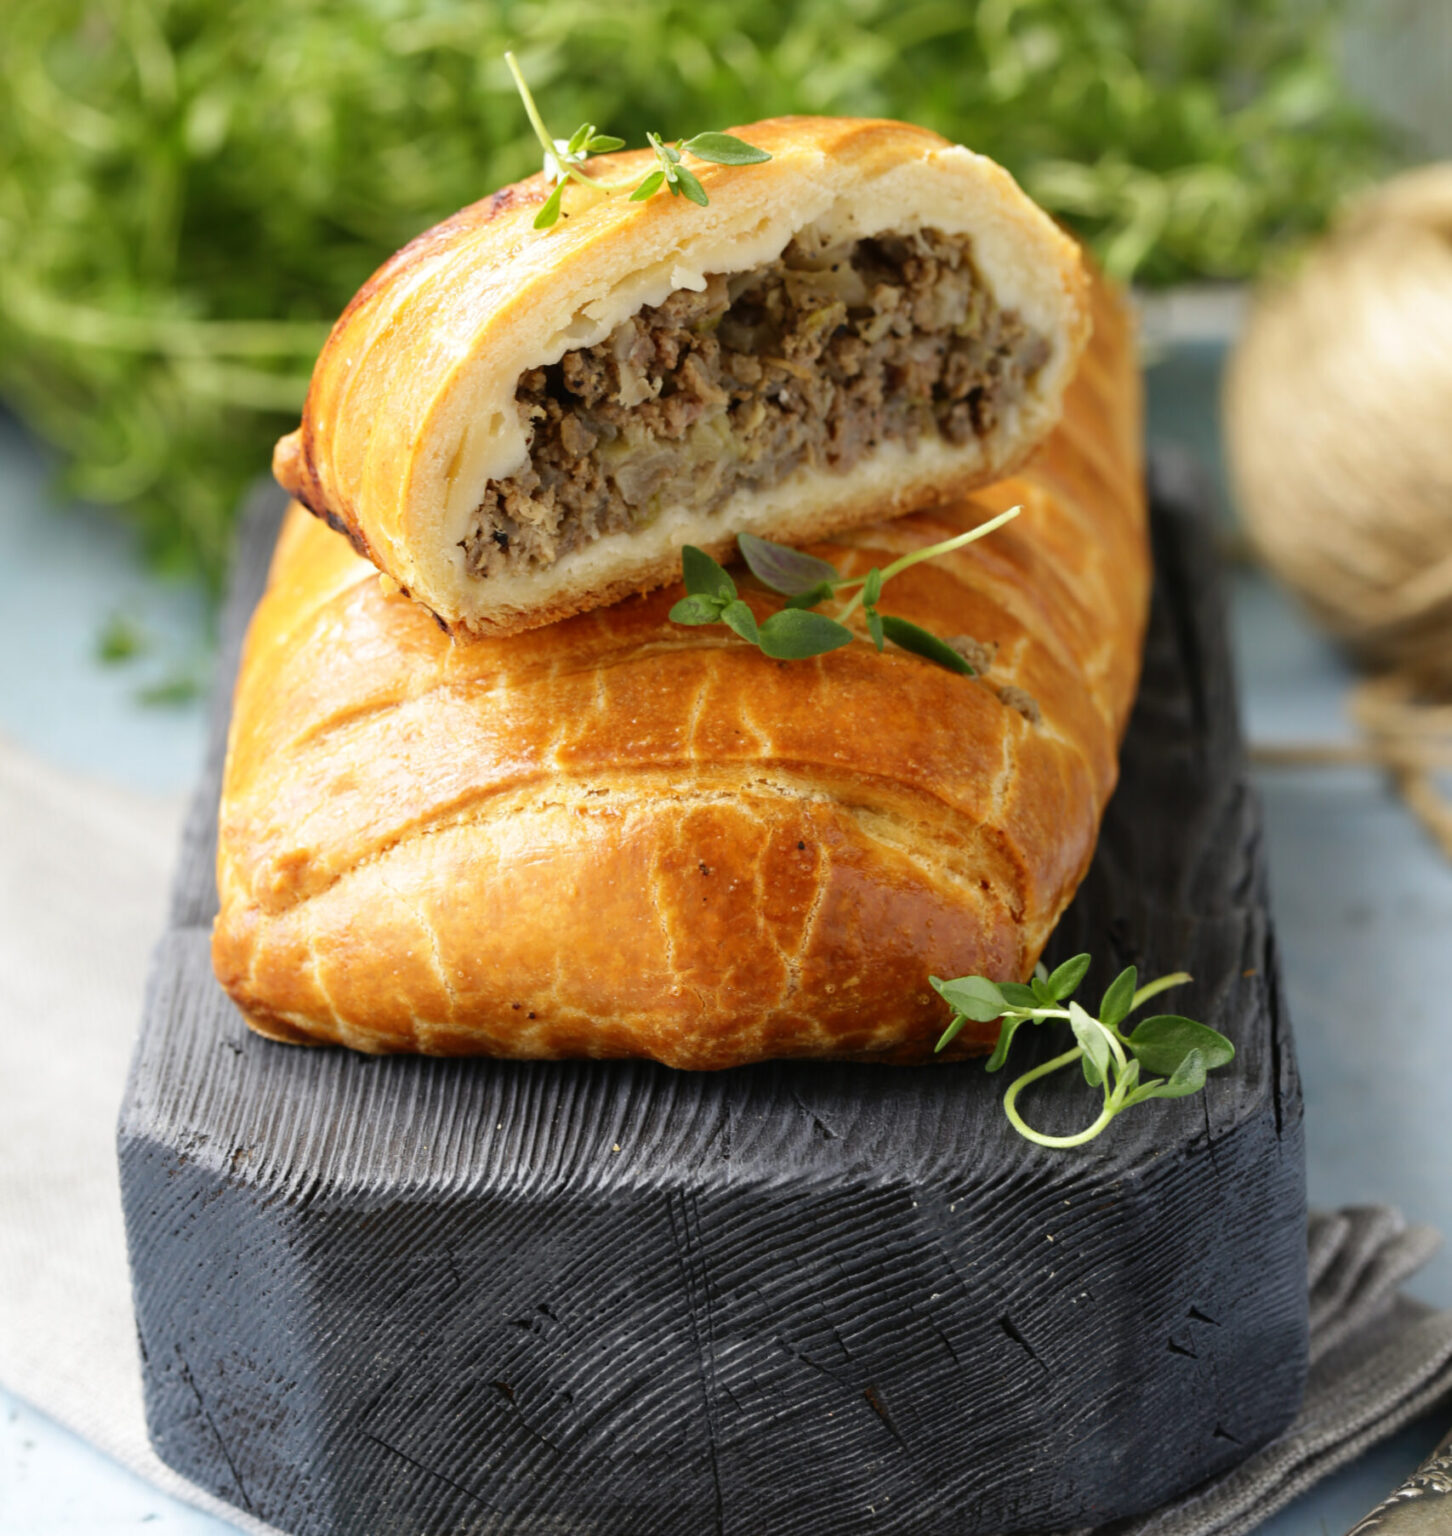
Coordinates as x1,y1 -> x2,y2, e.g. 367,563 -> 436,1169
119,462 -> 1306,1536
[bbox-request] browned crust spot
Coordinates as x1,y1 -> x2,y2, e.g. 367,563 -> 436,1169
236,1005 -> 327,1048
318,505 -> 378,568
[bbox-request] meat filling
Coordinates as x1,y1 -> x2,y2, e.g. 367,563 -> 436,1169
461,227 -> 1050,578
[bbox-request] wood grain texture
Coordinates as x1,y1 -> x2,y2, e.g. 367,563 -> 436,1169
119,462 -> 1306,1536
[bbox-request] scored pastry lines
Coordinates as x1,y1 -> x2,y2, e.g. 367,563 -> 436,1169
683,673 -> 713,763
744,802 -> 800,1011
280,665 -> 513,760
539,650 -> 611,771
298,895 -> 353,1044
274,471 -> 1118,773
848,800 -> 1029,928
779,809 -> 829,1015
730,688 -> 773,762
1060,400 -> 1137,510
247,839 -> 1032,1063
262,771 -> 1041,964
542,912 -> 581,1053
377,867 -> 460,1028
643,806 -> 703,1022
944,542 -> 1095,694
246,702 -> 1067,926
988,633 -> 1090,770
255,614 -> 1073,905
981,697 -> 1022,837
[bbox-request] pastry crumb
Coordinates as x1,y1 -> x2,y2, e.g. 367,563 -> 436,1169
946,635 -> 998,673
997,684 -> 1042,724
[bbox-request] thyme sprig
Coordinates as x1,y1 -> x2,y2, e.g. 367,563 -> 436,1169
933,955 -> 1235,1148
669,507 -> 1021,671
505,53 -> 770,230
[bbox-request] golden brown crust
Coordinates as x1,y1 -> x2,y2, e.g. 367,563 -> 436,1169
217,271 -> 1144,1068
273,115 -> 1090,637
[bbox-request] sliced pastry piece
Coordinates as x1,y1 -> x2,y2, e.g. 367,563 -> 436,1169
273,115 -> 1090,636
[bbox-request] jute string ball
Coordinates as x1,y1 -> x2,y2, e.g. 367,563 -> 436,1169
1225,163 -> 1452,857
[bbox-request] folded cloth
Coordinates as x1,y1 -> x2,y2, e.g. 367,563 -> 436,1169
1347,1423 -> 1452,1533
1,732 -> 1451,1536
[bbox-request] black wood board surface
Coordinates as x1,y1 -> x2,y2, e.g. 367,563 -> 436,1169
119,460 -> 1307,1536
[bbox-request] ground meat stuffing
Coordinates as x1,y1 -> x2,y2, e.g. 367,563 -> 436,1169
461,227 -> 1051,577
996,684 -> 1043,724
946,635 -> 1000,674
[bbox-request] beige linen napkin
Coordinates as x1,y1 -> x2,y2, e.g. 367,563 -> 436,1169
1347,1424 -> 1452,1533
1,730 -> 1450,1536
0,733 -> 275,1535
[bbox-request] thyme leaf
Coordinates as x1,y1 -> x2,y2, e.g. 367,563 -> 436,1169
931,956 -> 1235,1148
674,507 -> 1021,676
506,52 -> 770,227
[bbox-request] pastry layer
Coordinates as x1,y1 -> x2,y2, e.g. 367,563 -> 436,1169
273,116 -> 1090,636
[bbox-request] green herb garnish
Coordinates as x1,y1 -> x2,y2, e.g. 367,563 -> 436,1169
96,612 -> 148,665
505,53 -> 770,230
932,956 -> 1234,1148
135,670 -> 205,707
0,5 -> 1386,591
669,506 -> 1019,670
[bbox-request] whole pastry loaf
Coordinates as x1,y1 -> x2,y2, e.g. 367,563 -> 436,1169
213,271 -> 1146,1068
273,116 -> 1089,637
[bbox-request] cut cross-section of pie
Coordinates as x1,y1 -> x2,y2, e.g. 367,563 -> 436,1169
273,116 -> 1091,637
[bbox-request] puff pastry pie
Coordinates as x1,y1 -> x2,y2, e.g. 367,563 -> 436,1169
215,271 -> 1145,1068
274,116 -> 1090,637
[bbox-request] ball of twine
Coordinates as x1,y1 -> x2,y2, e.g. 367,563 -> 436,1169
1225,163 -> 1452,857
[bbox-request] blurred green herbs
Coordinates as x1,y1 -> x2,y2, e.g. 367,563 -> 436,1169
94,607 -> 207,704
0,0 -> 1387,590
95,610 -> 147,664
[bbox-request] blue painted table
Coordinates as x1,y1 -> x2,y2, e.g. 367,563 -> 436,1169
1,332 -> 1450,1534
